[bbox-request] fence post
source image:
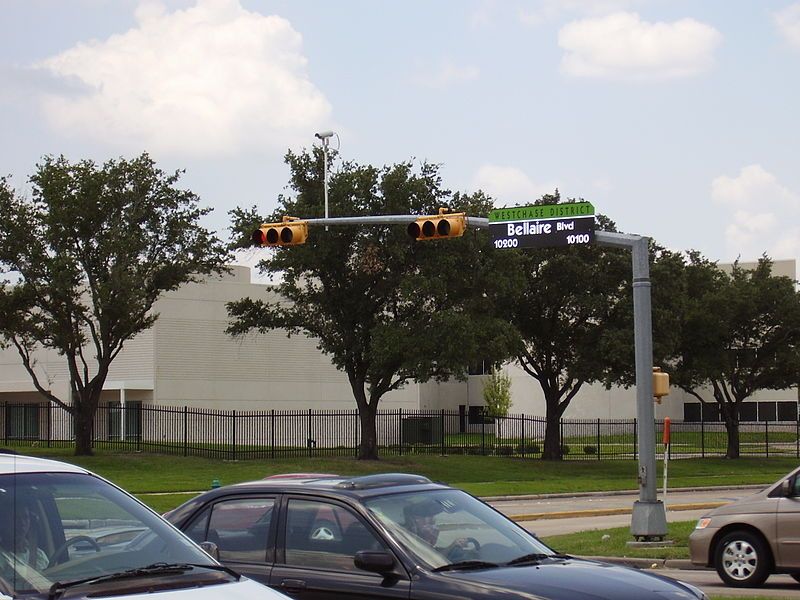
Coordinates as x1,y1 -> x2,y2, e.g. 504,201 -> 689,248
481,413 -> 485,456
3,401 -> 7,446
183,406 -> 188,457
270,409 -> 275,459
47,403 -> 52,448
232,410 -> 237,461
560,419 -> 564,457
354,410 -> 358,458
399,408 -> 403,456
521,414 -> 525,458
796,414 -> 799,459
308,408 -> 312,458
701,412 -> 705,458
633,418 -> 637,460
440,409 -> 445,456
765,419 -> 769,458
597,418 -> 601,461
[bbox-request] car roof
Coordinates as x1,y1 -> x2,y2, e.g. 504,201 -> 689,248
0,453 -> 90,475
234,472 -> 446,497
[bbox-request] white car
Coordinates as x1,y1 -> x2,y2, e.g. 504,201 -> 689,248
0,452 -> 289,600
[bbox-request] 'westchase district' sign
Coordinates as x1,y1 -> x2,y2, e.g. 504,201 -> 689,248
488,202 -> 595,249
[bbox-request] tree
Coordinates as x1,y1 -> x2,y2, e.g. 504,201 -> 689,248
0,154 -> 228,455
227,149 -> 520,460
504,192 -> 636,460
672,254 -> 800,458
482,369 -> 512,418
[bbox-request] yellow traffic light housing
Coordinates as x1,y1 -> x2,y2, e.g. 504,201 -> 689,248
408,208 -> 466,241
653,367 -> 670,403
251,217 -> 308,247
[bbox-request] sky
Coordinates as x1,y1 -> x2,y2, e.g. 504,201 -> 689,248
1,0 -> 799,272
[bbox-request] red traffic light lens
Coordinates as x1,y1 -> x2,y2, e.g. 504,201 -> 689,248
251,229 -> 266,246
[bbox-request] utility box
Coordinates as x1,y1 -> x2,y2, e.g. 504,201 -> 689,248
402,416 -> 442,445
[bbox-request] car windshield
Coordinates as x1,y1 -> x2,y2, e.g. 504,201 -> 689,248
365,489 -> 554,569
0,471 -> 216,598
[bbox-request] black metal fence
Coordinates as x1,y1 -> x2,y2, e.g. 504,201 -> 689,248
2,401 -> 799,460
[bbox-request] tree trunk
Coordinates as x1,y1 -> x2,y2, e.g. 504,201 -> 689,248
358,403 -> 379,460
721,404 -> 740,459
73,398 -> 96,456
542,392 -> 563,460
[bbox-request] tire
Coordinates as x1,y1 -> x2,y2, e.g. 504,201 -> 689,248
714,530 -> 771,587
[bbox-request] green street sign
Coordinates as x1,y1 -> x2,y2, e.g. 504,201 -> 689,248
489,202 -> 595,249
489,201 -> 595,222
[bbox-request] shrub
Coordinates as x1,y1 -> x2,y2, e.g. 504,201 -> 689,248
561,444 -> 571,455
583,445 -> 598,455
518,443 -> 541,455
495,445 -> 514,456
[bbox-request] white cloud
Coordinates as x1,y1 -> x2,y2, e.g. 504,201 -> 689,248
34,0 -> 331,157
558,12 -> 722,80
520,0 -> 638,26
775,2 -> 800,49
711,165 -> 800,261
472,165 -> 558,204
413,59 -> 480,89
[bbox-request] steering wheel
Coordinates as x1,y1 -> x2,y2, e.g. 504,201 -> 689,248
51,535 -> 101,564
447,536 -> 481,560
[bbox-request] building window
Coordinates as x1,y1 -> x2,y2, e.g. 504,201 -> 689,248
468,359 -> 495,376
108,401 -> 142,440
777,402 -> 798,421
6,404 -> 40,439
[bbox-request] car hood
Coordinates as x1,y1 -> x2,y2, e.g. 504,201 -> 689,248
441,558 -> 702,600
702,488 -> 777,517
101,578 -> 287,599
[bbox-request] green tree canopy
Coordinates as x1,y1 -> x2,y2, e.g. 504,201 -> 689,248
227,149 -> 521,459
672,254 -> 800,458
0,154 -> 229,455
505,192 -> 633,459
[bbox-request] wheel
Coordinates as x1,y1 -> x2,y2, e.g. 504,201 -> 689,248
714,530 -> 770,587
51,535 -> 101,564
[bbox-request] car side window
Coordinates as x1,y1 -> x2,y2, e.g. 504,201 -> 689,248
191,498 -> 275,564
284,499 -> 384,572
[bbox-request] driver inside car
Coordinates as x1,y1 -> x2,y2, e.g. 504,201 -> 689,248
0,494 -> 49,571
404,503 -> 477,560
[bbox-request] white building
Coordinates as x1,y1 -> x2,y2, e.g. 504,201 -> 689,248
1,260 -> 797,439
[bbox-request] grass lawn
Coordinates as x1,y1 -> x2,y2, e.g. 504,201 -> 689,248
5,443 -> 799,511
541,520 -> 696,560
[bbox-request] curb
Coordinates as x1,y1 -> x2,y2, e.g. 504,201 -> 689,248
508,501 -> 727,522
482,484 -> 764,503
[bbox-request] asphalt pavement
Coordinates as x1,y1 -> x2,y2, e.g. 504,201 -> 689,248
489,485 -> 800,598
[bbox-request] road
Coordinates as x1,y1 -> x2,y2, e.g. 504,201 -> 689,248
489,486 -> 761,536
490,486 -> 800,598
659,568 -> 800,598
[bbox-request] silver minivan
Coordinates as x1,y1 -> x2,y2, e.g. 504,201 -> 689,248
0,453 -> 289,600
689,465 -> 800,587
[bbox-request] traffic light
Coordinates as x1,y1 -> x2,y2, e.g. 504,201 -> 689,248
407,208 -> 466,241
653,367 -> 670,403
251,217 -> 308,247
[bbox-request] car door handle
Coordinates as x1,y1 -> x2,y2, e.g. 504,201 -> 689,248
280,578 -> 307,592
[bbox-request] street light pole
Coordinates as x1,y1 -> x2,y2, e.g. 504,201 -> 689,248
314,131 -> 334,229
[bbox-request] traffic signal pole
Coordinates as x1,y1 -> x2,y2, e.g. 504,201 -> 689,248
299,215 -> 490,228
595,230 -> 667,541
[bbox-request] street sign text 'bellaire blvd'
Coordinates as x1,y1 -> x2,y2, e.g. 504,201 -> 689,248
489,201 -> 595,249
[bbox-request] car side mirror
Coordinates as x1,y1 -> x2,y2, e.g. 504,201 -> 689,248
199,540 -> 220,560
354,550 -> 395,574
